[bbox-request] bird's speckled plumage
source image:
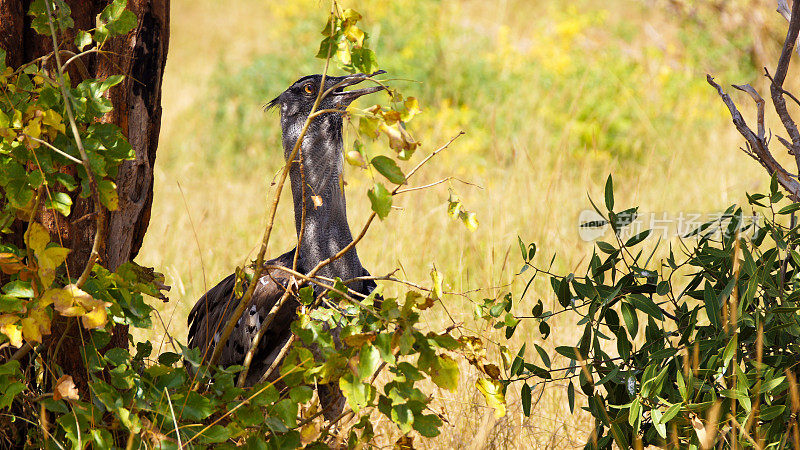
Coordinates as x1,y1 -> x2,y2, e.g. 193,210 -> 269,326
187,72 -> 384,415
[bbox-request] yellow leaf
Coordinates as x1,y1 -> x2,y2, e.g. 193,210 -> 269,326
344,25 -> 365,47
40,287 -> 70,308
430,267 -> 444,301
342,9 -> 362,24
63,284 -> 93,305
42,109 -> 65,134
336,39 -> 351,65
0,253 -> 26,275
461,211 -> 479,232
345,150 -> 365,167
0,315 -> 22,348
21,317 -> 42,343
37,246 -> 70,288
300,421 -> 320,446
29,307 -> 51,337
52,284 -> 96,317
401,97 -> 421,122
25,223 -> 50,257
81,307 -> 107,329
380,110 -> 401,125
22,117 -> 42,144
53,375 -> 79,401
476,378 -> 506,417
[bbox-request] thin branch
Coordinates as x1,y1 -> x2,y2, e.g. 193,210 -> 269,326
304,132 -> 464,281
708,75 -> 800,201
22,135 -> 83,164
236,287 -> 294,387
43,0 -> 106,288
164,388 -> 183,448
770,0 -> 800,171
257,335 -> 297,385
733,84 -> 765,141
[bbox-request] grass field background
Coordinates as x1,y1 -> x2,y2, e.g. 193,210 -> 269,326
135,0 -> 791,447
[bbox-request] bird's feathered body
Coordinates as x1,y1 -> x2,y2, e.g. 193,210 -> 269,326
187,249 -> 297,386
187,72 -> 384,399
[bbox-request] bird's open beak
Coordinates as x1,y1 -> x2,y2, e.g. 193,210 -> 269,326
330,70 -> 387,106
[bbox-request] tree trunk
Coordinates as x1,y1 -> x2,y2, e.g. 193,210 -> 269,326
0,0 -> 169,390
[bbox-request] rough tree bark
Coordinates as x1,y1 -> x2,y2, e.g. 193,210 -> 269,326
0,0 -> 169,390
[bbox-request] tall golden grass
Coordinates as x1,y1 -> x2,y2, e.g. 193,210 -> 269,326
135,0 -> 792,446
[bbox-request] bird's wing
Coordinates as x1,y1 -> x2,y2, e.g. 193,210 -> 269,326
187,249 -> 299,375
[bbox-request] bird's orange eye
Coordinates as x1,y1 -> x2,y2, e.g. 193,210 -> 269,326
304,84 -> 314,95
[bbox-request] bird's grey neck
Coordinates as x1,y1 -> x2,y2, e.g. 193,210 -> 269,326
283,115 -> 364,287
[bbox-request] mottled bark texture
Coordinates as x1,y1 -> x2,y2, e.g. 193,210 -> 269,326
0,0 -> 169,389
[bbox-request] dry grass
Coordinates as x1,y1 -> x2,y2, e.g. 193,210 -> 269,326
133,0 -> 790,447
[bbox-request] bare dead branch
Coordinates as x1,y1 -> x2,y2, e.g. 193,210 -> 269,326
733,84 -> 766,140
707,75 -> 800,201
777,0 -> 800,57
764,68 -> 800,109
770,0 -> 800,172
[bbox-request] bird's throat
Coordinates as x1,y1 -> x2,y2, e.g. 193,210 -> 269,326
286,118 -> 363,283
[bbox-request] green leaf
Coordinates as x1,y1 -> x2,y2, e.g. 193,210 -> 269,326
521,383 -> 532,416
703,282 -> 721,329
289,386 -> 313,404
778,203 -> 800,215
604,174 -> 614,211
272,399 -> 299,428
722,336 -> 737,368
198,424 -> 231,444
45,192 -> 72,217
391,403 -> 414,434
427,354 -> 459,392
357,343 -> 381,381
555,346 -> 579,360
0,380 -> 24,410
625,230 -> 651,247
534,343 -> 551,368
761,404 -> 786,420
75,30 -> 92,51
52,173 -> 77,191
629,397 -> 641,426
98,179 -> 119,210
367,182 -> 392,219
412,413 -> 442,438
620,301 -> 638,338
628,294 -> 664,320
662,403 -> 681,423
339,373 -> 375,412
3,281 -> 34,298
567,381 -> 575,412
107,10 -> 137,35
761,376 -> 786,393
371,155 -> 405,184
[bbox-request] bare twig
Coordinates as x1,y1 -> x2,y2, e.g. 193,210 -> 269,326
164,388 -> 183,448
770,0 -> 800,171
708,75 -> 800,201
22,135 -> 83,164
305,132 -> 465,281
777,0 -> 800,57
733,84 -> 765,141
257,335 -> 297,385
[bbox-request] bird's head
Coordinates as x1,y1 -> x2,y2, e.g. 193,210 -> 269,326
267,70 -> 386,122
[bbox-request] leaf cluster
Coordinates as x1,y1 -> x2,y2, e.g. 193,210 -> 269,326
493,175 -> 800,448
